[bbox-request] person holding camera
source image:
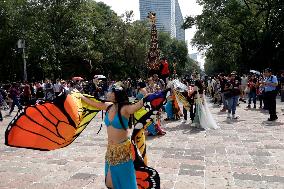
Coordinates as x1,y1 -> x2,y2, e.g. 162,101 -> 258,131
263,68 -> 278,121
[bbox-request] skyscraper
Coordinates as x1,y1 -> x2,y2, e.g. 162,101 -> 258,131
139,0 -> 185,41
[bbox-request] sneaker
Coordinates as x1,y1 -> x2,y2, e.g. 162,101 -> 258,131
253,105 -> 256,109
220,108 -> 227,112
246,105 -> 251,109
232,114 -> 239,119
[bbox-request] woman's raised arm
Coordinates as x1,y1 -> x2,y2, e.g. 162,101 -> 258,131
81,95 -> 112,110
124,99 -> 145,115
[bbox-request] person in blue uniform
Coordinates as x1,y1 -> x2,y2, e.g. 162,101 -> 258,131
263,68 -> 278,121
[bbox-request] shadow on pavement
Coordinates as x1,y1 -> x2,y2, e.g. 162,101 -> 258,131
164,123 -> 204,135
262,121 -> 283,126
217,112 -> 227,115
222,119 -> 246,124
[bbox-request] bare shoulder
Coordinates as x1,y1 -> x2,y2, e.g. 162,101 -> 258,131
105,102 -> 114,108
121,104 -> 131,116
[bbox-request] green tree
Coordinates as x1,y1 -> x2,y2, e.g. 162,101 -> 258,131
185,0 -> 284,75
0,0 -> 194,81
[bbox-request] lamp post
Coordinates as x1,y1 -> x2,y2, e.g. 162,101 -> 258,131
17,39 -> 27,81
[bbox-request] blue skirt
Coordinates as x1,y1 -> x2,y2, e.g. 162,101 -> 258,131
146,122 -> 158,135
105,160 -> 137,189
165,101 -> 174,119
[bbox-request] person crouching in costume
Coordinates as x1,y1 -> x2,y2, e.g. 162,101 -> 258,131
81,83 -> 146,189
146,78 -> 166,136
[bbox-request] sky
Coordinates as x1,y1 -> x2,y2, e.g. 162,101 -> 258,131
94,0 -> 204,66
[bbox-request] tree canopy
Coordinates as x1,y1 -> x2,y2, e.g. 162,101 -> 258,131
0,0 -> 197,82
183,0 -> 284,75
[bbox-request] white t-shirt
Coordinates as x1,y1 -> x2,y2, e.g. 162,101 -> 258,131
241,77 -> 248,85
53,83 -> 61,92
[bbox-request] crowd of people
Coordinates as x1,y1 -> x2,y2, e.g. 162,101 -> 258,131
1,63 -> 284,189
1,67 -> 283,125
207,68 -> 284,121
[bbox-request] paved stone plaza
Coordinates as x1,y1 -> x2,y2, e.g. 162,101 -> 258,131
0,99 -> 283,189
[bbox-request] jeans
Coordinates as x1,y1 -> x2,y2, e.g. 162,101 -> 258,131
227,96 -> 239,115
221,93 -> 228,109
9,97 -> 22,114
248,92 -> 256,105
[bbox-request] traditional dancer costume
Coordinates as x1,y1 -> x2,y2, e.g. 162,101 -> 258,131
104,109 -> 137,189
191,86 -> 219,130
5,87 -> 164,189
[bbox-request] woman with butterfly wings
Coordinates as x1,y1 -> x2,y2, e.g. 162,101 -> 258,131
81,83 -> 160,189
5,83 -> 163,189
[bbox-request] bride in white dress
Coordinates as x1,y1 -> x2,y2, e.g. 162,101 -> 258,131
170,79 -> 219,130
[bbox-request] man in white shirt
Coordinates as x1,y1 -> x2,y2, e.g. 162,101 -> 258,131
240,74 -> 248,102
53,79 -> 62,97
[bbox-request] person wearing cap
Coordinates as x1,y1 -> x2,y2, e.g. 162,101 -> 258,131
263,68 -> 278,121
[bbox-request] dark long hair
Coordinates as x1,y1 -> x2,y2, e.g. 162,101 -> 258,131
111,87 -> 131,130
195,80 -> 204,94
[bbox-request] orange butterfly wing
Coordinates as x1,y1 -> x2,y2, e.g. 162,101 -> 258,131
5,94 -> 79,150
131,142 -> 160,189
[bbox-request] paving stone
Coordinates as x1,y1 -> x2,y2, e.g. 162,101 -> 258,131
262,175 -> 284,183
180,164 -> 205,170
47,159 -> 68,165
248,150 -> 271,156
70,173 -> 97,180
179,169 -> 204,176
0,97 -> 283,189
265,145 -> 284,149
234,179 -> 268,189
233,173 -> 262,181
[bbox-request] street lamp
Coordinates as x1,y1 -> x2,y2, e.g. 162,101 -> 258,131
17,39 -> 27,81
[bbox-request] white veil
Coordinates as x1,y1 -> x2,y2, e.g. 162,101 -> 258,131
169,79 -> 219,129
197,92 -> 219,130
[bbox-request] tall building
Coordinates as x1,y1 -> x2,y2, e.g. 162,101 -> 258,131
189,53 -> 198,61
139,0 -> 185,41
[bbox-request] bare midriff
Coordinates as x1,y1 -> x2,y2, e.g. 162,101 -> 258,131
107,126 -> 130,145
